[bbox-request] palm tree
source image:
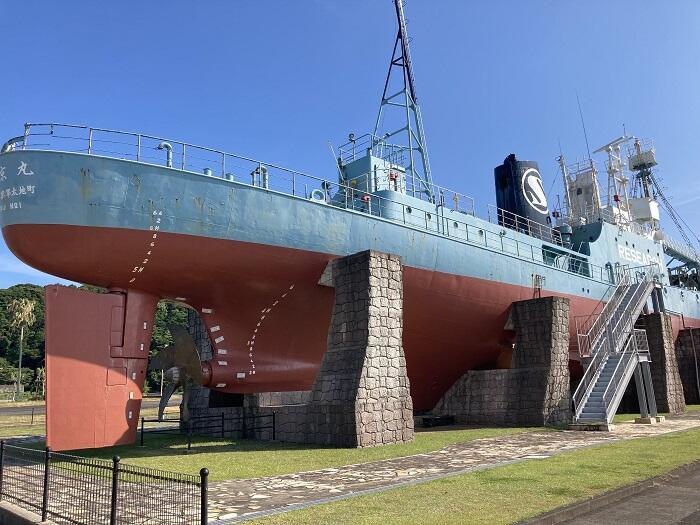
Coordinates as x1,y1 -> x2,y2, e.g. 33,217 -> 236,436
7,298 -> 37,400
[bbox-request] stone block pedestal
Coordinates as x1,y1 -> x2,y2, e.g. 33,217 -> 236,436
433,296 -> 571,427
644,313 -> 686,414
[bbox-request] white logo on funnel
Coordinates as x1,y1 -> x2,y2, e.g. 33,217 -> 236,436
521,168 -> 548,215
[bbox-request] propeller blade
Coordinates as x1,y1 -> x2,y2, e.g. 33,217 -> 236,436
169,325 -> 204,385
149,345 -> 178,371
158,380 -> 179,421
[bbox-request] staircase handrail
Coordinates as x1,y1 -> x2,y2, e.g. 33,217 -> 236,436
601,329 -> 650,423
577,263 -> 656,357
576,279 -> 629,358
572,264 -> 659,419
600,332 -> 637,421
606,275 -> 655,354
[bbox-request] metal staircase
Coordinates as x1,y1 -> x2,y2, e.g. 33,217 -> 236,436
573,264 -> 660,424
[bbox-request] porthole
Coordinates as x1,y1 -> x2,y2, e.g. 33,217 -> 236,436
427,213 -> 432,220
453,221 -> 459,228
406,207 -> 412,214
478,229 -> 484,236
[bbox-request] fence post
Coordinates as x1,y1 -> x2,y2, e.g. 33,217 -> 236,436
41,447 -> 51,522
110,456 -> 120,525
199,468 -> 209,525
188,420 -> 192,453
272,411 -> 276,441
140,417 -> 145,447
221,412 -> 225,438
0,440 -> 4,500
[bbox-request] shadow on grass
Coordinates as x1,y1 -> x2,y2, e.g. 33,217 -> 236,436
72,433 -> 335,459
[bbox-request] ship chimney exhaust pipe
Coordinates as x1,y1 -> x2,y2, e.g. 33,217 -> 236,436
157,141 -> 173,168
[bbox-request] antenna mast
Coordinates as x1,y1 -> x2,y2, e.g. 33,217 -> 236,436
373,0 -> 433,198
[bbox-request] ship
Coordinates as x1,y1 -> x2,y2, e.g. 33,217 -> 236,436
2,1 -> 699,449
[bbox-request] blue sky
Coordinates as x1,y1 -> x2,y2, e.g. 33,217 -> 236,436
2,1 -> 700,288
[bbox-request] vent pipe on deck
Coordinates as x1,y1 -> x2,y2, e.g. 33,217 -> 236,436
157,142 -> 173,168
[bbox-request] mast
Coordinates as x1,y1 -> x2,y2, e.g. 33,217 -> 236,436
373,0 -> 433,199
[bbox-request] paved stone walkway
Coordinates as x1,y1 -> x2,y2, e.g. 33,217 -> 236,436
560,462 -> 700,524
208,412 -> 700,523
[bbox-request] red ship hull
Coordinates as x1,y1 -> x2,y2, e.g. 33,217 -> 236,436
5,222 -> 631,409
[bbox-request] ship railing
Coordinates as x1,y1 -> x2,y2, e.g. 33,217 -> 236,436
566,202 -> 646,236
14,123 -> 613,284
337,133 -> 407,167
663,235 -> 700,266
336,132 -> 476,209
486,205 -> 562,246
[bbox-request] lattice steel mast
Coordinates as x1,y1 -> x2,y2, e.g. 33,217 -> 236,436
373,0 -> 433,199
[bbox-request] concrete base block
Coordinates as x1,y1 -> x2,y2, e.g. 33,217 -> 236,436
634,417 -> 657,425
655,415 -> 666,423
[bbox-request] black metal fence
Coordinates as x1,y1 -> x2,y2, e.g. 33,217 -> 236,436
0,441 -> 208,524
140,412 -> 276,451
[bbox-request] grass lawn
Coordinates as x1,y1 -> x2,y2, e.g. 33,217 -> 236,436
0,399 -> 45,407
0,407 -> 168,439
0,411 -> 45,438
72,426 -> 539,481
613,403 -> 700,424
254,426 -> 700,525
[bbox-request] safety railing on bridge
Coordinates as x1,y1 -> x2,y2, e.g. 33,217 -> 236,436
6,123 -> 613,284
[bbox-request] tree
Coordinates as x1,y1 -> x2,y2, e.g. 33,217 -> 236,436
7,298 -> 37,399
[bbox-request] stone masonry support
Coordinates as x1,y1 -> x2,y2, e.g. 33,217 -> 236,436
643,313 -> 686,414
433,296 -> 571,427
675,328 -> 700,406
185,250 -> 414,447
303,250 -> 414,446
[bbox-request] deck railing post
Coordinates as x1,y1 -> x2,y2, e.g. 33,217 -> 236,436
136,134 -> 141,161
87,128 -> 93,155
182,144 -> 187,170
0,440 -> 4,500
41,447 -> 51,522
140,417 -> 145,447
110,456 -> 120,525
22,124 -> 30,150
200,468 -> 209,525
